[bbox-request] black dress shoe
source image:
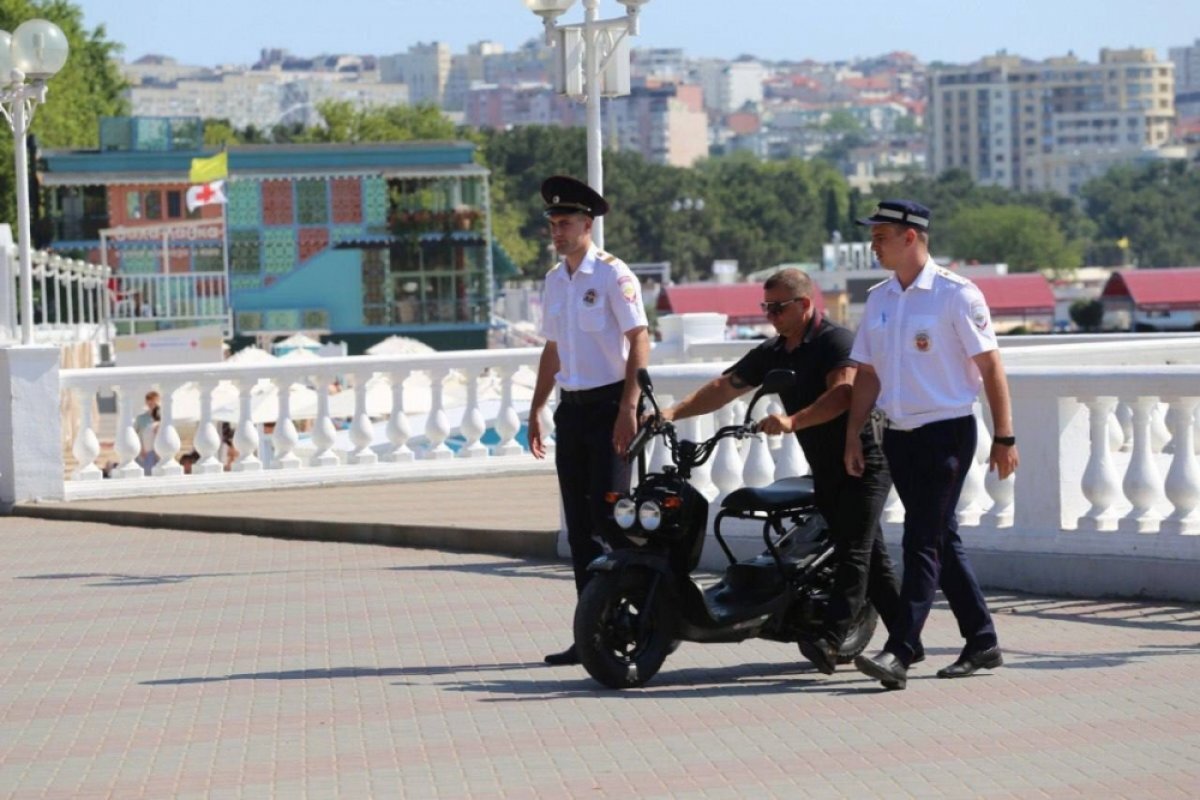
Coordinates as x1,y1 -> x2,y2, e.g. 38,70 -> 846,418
911,644 -> 926,665
798,636 -> 837,676
854,650 -> 907,690
544,645 -> 580,666
937,645 -> 1003,678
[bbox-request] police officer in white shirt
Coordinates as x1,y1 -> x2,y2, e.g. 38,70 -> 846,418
845,200 -> 1019,690
528,175 -> 650,666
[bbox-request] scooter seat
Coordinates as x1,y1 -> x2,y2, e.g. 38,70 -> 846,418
721,476 -> 817,513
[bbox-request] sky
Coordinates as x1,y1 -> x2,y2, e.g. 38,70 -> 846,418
79,0 -> 1199,68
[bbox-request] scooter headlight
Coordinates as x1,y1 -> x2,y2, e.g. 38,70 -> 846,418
613,497 -> 637,529
638,500 -> 663,531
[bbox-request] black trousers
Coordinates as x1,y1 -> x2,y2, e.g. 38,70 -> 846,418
554,385 -> 631,596
882,415 -> 997,664
815,444 -> 901,647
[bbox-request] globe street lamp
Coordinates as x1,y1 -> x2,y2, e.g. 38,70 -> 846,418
0,19 -> 69,345
522,0 -> 650,249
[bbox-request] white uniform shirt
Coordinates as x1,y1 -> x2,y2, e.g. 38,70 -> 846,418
540,245 -> 648,391
850,257 -> 998,430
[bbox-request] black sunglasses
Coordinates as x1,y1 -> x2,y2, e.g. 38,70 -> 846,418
760,297 -> 805,315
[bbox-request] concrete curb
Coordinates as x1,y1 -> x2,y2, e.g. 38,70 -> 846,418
12,505 -> 560,560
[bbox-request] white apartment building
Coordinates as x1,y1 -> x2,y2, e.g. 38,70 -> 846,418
697,59 -> 765,113
380,42 -> 451,106
126,70 -> 410,130
928,49 -> 1176,196
445,41 -> 505,112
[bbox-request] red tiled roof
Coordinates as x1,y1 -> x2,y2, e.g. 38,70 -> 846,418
1101,267 -> 1200,310
658,283 -> 825,325
969,274 -> 1055,315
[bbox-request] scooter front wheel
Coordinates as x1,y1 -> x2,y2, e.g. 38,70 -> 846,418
574,569 -> 679,689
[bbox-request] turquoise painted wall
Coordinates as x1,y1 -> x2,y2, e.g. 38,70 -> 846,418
232,247 -> 364,330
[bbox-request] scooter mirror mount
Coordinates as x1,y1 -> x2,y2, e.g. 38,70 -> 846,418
636,367 -> 661,416
744,369 -> 797,424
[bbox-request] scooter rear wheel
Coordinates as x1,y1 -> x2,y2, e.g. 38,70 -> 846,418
574,569 -> 679,689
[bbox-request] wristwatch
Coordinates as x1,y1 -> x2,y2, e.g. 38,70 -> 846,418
993,435 -> 1016,446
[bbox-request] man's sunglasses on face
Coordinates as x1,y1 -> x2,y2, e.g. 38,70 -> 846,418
760,297 -> 805,315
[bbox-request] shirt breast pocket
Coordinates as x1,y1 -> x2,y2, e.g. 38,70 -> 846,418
579,305 -> 608,332
906,314 -> 939,354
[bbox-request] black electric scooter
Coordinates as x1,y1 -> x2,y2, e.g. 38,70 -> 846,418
573,367 -> 877,689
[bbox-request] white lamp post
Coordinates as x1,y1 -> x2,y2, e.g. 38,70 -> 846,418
523,0 -> 649,249
0,19 -> 69,345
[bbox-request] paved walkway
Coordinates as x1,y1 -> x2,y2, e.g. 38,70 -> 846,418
16,474 -> 564,559
1,515 -> 1198,798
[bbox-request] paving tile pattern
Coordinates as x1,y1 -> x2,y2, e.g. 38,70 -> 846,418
1,518 -> 1198,798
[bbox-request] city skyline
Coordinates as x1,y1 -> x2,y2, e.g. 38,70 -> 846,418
82,0 -> 1199,68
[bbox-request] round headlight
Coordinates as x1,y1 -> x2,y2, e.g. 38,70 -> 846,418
613,497 -> 637,529
638,500 -> 662,531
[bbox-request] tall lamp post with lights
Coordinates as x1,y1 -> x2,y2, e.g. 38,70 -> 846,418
522,0 -> 650,249
0,19 -> 69,345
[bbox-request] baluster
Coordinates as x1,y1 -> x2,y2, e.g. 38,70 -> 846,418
1151,402 -> 1171,453
683,414 -> 716,498
1161,396 -> 1200,535
956,405 -> 989,525
70,387 -> 102,481
423,368 -> 453,459
882,485 -> 905,524
1118,395 -> 1165,533
111,385 -> 143,479
151,382 -> 183,477
269,377 -> 302,469
742,430 -> 775,488
710,405 -> 743,498
1077,397 -> 1121,531
1115,402 -> 1133,452
457,369 -> 488,458
231,379 -> 262,472
382,370 -> 415,463
347,374 -> 377,466
310,376 -> 339,467
764,398 -> 784,452
536,402 -> 556,457
773,430 -> 805,480
191,381 -> 223,475
493,366 -> 523,456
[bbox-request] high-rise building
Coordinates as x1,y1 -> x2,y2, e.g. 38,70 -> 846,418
1169,39 -> 1200,93
380,42 -> 451,106
928,49 -> 1176,196
611,83 -> 708,166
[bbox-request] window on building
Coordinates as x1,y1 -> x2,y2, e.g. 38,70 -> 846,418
144,191 -> 162,220
166,190 -> 182,218
126,191 -> 142,220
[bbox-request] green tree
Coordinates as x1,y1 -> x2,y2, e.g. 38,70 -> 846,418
0,0 -> 127,224
297,100 -> 455,144
1080,161 -> 1200,268
941,203 -> 1082,273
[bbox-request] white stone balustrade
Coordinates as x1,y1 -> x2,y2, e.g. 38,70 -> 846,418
18,316 -> 1199,600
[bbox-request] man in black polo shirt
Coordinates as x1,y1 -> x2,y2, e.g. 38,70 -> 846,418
659,268 -> 911,675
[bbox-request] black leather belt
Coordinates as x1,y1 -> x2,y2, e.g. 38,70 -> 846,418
560,381 -> 624,406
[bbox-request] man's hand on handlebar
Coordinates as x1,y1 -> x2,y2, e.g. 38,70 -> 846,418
755,412 -> 796,436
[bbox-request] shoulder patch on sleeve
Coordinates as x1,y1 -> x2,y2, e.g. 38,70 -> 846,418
969,299 -> 992,331
617,274 -> 639,304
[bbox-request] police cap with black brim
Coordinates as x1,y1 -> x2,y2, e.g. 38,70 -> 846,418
855,199 -> 931,232
541,175 -> 609,218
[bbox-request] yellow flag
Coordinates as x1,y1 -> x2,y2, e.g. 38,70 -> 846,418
1116,236 -> 1130,250
189,151 -> 228,184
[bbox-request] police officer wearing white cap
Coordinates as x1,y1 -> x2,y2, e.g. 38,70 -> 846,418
528,175 -> 650,666
845,200 -> 1019,690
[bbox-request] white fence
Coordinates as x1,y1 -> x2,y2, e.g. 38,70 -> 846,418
7,312 -> 1200,599
109,272 -> 230,337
